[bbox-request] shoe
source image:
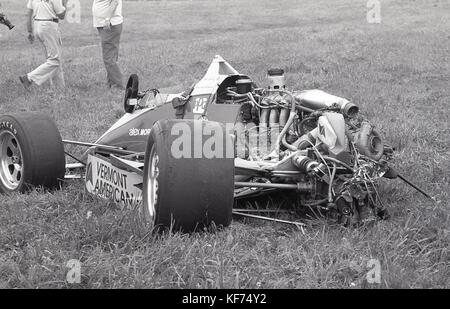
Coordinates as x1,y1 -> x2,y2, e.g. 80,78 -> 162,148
19,75 -> 32,90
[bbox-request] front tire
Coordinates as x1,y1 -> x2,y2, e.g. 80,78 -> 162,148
142,119 -> 234,232
0,113 -> 65,193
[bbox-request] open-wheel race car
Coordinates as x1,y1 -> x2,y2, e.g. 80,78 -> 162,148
0,56 -> 432,232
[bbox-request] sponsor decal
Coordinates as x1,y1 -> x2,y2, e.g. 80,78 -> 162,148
129,128 -> 151,136
0,121 -> 17,135
85,155 -> 143,208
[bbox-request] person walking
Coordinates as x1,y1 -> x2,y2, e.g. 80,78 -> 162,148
92,0 -> 124,90
20,0 -> 67,89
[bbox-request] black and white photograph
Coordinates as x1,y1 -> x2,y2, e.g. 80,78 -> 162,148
0,0 -> 448,293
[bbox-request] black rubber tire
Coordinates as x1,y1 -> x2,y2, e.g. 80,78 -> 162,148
0,113 -> 65,193
142,119 -> 234,232
124,74 -> 139,113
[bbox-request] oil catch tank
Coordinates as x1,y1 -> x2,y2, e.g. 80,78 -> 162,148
267,68 -> 286,90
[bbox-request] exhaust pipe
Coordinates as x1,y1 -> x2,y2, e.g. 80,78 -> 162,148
294,89 -> 359,117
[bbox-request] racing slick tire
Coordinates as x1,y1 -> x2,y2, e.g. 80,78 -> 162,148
142,119 -> 234,232
0,113 -> 65,193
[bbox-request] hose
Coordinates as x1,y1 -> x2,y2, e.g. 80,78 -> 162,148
322,155 -> 354,172
298,116 -> 317,136
247,92 -> 276,109
328,164 -> 336,203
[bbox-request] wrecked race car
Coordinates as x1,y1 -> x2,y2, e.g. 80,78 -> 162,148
0,56 -> 431,232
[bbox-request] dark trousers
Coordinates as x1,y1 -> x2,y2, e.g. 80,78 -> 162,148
97,23 -> 124,88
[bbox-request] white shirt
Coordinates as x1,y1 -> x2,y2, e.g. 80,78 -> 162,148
92,0 -> 123,28
27,0 -> 65,20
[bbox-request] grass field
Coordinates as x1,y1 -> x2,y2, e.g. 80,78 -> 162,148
0,0 -> 449,288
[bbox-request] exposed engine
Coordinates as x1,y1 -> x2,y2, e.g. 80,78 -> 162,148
225,69 -> 394,225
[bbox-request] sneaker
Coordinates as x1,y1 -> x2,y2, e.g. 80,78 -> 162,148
19,75 -> 32,90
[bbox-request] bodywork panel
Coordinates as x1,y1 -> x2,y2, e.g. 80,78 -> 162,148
85,154 -> 143,207
94,55 -> 244,152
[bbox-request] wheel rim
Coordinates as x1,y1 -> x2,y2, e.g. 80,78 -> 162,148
0,131 -> 24,190
146,145 -> 159,221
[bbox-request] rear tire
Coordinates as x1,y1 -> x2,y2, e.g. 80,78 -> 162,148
0,113 -> 65,193
142,119 -> 234,232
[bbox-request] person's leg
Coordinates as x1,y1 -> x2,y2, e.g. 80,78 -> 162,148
27,22 -> 64,86
50,30 -> 65,88
19,24 -> 45,89
98,27 -> 111,85
98,24 -> 124,88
